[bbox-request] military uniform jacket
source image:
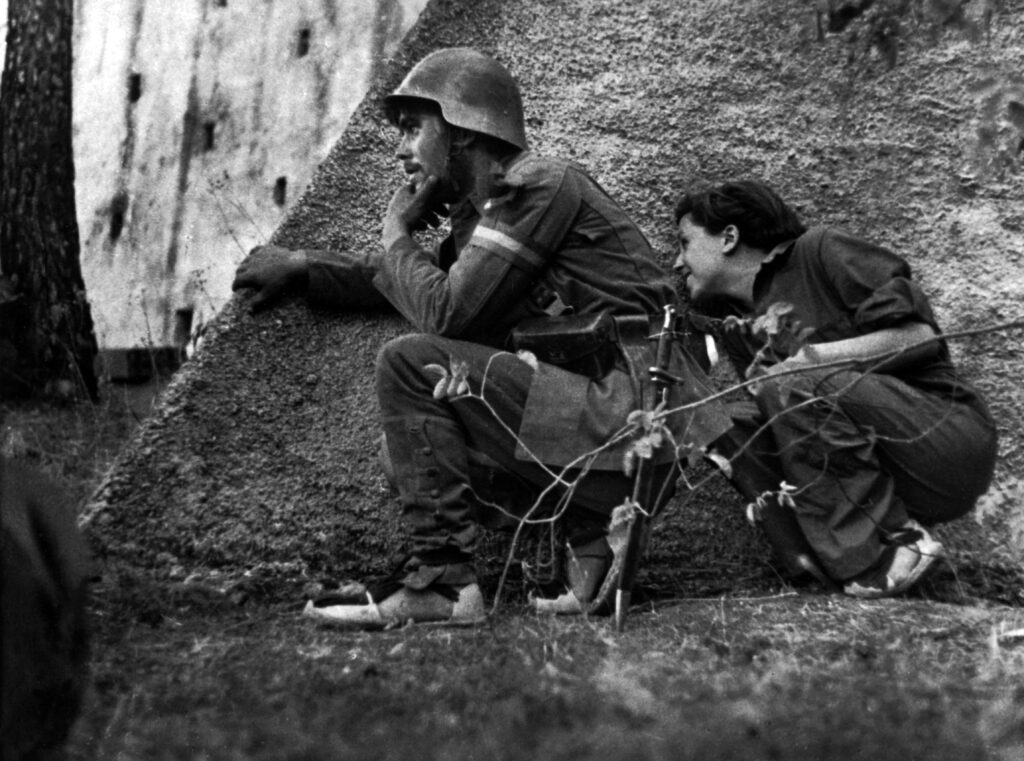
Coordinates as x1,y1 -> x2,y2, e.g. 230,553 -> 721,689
717,226 -> 993,416
306,151 -> 730,469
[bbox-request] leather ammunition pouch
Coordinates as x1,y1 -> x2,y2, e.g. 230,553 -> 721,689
511,312 -> 623,380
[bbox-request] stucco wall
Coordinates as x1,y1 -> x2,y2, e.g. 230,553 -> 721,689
83,0 -> 1024,595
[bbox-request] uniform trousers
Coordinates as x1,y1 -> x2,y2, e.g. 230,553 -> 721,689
375,333 -> 662,588
711,367 -> 998,579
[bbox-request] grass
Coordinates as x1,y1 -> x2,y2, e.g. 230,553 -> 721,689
3,387 -> 1024,760
69,591 -> 1024,761
1,380 -> 161,509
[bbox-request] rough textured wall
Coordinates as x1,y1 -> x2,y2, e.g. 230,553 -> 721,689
68,0 -> 428,350
83,0 -> 1024,595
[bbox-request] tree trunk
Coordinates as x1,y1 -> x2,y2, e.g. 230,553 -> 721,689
0,0 -> 99,400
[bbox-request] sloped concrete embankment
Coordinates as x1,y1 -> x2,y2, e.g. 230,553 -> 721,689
83,0 -> 1024,597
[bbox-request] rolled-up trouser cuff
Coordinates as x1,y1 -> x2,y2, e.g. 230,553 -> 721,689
402,557 -> 477,589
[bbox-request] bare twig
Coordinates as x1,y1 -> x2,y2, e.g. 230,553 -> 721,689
462,318 -> 1024,614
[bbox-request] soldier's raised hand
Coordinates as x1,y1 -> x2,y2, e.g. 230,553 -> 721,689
232,244 -> 308,313
382,175 -> 444,250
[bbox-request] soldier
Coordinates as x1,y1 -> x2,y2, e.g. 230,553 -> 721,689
674,179 -> 998,598
233,48 -> 729,627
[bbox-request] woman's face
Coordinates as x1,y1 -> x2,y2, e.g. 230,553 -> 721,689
675,214 -> 732,303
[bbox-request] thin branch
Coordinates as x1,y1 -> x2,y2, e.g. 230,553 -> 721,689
652,319 -> 1024,423
445,319 -> 1023,611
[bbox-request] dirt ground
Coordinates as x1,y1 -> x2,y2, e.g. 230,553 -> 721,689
66,577 -> 1024,761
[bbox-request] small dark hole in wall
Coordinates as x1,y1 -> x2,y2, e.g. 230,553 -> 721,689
215,0 -> 227,7
297,28 -> 311,57
110,192 -> 129,241
128,73 -> 142,103
203,122 -> 216,151
173,308 -> 194,351
273,177 -> 287,206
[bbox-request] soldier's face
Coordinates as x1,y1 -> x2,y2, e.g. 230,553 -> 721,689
395,107 -> 451,194
675,214 -> 731,303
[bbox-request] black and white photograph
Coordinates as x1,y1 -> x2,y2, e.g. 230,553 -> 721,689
2,1 -> 1022,759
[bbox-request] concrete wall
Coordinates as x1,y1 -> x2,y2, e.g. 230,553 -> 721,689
83,0 -> 1024,595
3,0 -> 429,359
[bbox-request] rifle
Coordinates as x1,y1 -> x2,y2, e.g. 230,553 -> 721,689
612,303 -> 679,631
528,304 -> 696,625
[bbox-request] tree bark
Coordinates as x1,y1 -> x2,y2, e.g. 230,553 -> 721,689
0,0 -> 99,400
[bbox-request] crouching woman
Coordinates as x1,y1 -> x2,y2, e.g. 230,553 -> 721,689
674,180 -> 998,598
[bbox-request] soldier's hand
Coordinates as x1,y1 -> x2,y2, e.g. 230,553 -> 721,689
382,176 -> 444,250
232,244 -> 308,313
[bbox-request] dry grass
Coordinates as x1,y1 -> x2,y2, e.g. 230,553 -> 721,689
1,379 -> 163,510
67,589 -> 1024,761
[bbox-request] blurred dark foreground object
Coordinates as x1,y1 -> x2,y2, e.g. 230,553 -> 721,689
1,457 -> 90,761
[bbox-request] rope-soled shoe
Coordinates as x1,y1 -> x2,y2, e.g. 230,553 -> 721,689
532,536 -> 612,615
304,582 -> 486,629
844,520 -> 945,599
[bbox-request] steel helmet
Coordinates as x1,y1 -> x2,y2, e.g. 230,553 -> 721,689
384,48 -> 528,151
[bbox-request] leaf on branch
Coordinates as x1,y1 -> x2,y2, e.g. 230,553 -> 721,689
777,481 -> 798,509
746,482 -> 802,525
606,500 -> 637,555
622,412 -> 668,474
721,315 -> 752,335
746,303 -> 820,384
753,302 -> 796,337
627,408 -> 655,432
627,401 -> 668,435
745,493 -> 770,525
633,436 -> 654,460
423,358 -> 471,399
424,363 -> 450,400
680,443 -> 703,471
450,359 -> 469,389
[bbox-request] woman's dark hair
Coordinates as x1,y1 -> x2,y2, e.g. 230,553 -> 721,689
674,180 -> 807,251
